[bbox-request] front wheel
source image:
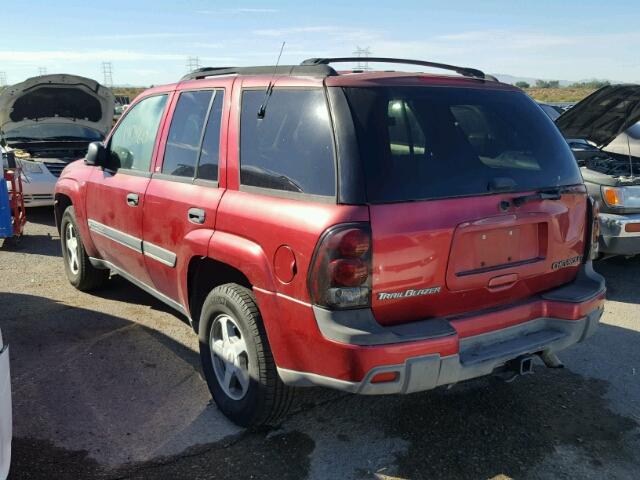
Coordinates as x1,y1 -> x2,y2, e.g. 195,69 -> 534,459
199,283 -> 295,427
60,206 -> 109,291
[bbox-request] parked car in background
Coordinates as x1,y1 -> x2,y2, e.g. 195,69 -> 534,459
55,57 -> 605,427
0,74 -> 114,206
0,326 -> 11,480
538,102 -> 563,121
554,85 -> 640,257
113,103 -> 129,125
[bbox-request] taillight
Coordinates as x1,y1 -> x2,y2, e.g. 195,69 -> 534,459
308,224 -> 372,309
587,196 -> 600,261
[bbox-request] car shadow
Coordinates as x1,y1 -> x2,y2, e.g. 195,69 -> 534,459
25,206 -> 56,227
93,274 -> 191,325
0,207 -> 59,256
2,292 -> 241,478
0,233 -> 61,257
3,291 -> 640,479
595,256 -> 640,304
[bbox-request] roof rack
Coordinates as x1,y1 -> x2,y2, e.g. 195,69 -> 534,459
301,57 -> 486,79
180,64 -> 337,82
180,58 -> 487,82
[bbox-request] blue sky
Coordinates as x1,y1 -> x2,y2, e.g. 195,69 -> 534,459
1,0 -> 639,86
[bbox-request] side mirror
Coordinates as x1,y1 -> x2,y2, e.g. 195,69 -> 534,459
85,142 -> 108,168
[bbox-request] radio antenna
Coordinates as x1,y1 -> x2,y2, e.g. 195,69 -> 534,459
258,41 -> 286,119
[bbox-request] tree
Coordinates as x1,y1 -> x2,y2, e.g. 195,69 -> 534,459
515,81 -> 530,89
534,79 -> 560,89
569,79 -> 611,89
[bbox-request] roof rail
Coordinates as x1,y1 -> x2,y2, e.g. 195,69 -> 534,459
180,64 -> 337,82
301,57 -> 486,79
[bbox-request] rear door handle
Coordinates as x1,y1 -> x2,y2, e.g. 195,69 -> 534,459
126,193 -> 139,206
188,208 -> 206,224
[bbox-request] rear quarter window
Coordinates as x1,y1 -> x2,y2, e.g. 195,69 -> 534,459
240,89 -> 336,197
344,86 -> 582,203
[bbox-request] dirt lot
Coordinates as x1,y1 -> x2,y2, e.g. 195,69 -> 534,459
1,207 -> 639,479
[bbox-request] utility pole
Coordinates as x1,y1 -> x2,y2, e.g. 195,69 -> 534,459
353,46 -> 372,71
101,62 -> 113,87
37,67 -> 47,76
0,72 -> 6,87
186,56 -> 201,73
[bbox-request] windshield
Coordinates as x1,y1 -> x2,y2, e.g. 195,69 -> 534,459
3,123 -> 103,142
343,86 -> 583,203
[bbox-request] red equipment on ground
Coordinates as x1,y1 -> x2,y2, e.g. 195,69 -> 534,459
2,167 -> 27,240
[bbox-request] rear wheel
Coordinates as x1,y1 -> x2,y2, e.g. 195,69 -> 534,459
199,283 -> 295,427
60,206 -> 109,291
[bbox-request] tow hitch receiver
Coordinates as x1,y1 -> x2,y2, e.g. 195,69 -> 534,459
498,355 -> 535,382
513,356 -> 534,376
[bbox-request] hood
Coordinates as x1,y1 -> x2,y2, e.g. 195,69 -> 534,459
555,84 -> 640,148
0,74 -> 115,137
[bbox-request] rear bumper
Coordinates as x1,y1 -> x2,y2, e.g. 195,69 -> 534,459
278,308 -> 603,394
265,262 -> 605,393
599,212 -> 640,256
0,345 -> 11,480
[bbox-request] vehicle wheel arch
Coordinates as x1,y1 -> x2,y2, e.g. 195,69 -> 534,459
54,193 -> 73,233
187,256 -> 253,336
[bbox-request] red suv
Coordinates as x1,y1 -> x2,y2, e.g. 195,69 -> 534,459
54,57 -> 606,427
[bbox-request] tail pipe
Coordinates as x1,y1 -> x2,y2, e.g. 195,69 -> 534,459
540,350 -> 564,369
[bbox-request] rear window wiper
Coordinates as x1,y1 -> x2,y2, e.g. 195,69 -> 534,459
512,187 -> 566,207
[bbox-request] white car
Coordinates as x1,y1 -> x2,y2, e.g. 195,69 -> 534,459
0,327 -> 10,480
0,74 -> 115,207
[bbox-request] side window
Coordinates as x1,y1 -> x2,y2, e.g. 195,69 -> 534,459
240,89 -> 335,196
197,91 -> 224,181
109,95 -> 167,171
162,90 -> 213,177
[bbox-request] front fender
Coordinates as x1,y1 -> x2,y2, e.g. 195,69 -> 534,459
55,177 -> 99,258
175,228 -> 215,311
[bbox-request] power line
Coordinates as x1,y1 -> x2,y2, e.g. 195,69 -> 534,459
37,67 -> 47,76
353,46 -> 372,71
186,56 -> 201,73
101,62 -> 113,87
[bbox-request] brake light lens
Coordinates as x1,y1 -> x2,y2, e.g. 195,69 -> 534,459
329,258 -> 369,286
309,224 -> 372,309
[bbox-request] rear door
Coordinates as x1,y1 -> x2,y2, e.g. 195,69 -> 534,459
85,94 -> 169,285
343,85 -> 588,326
141,84 -> 229,304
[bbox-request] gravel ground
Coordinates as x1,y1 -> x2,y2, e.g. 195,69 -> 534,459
1,207 -> 639,480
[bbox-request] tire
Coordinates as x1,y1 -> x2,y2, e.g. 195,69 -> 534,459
60,206 -> 109,291
199,283 -> 295,427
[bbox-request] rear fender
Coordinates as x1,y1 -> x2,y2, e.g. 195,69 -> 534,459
207,231 -> 277,292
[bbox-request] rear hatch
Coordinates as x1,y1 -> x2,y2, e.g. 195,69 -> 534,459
343,84 -> 587,325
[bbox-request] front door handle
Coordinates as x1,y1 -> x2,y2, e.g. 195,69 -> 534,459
188,208 -> 206,224
126,193 -> 139,207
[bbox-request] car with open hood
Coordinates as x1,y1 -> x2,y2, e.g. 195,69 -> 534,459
0,74 -> 114,207
555,85 -> 640,257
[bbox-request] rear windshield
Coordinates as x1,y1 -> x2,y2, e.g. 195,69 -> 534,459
343,86 -> 582,203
